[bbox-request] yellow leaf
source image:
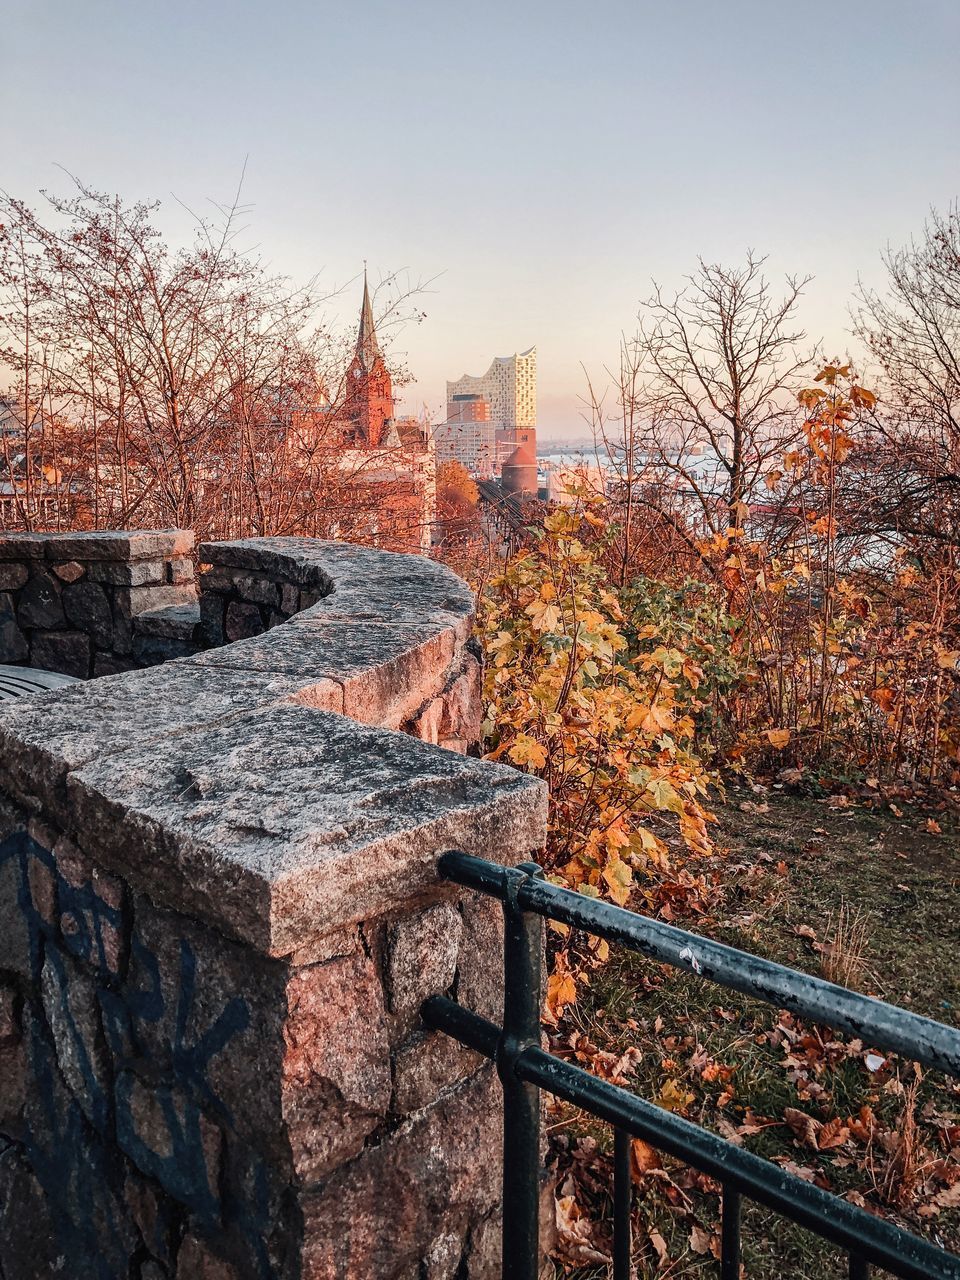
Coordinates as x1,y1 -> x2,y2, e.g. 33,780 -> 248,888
937,649 -> 960,671
657,1078 -> 695,1114
507,735 -> 548,769
765,729 -> 791,749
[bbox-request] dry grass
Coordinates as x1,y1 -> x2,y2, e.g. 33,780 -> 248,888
818,899 -> 870,990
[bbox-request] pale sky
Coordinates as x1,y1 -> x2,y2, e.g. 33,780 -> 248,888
4,0 -> 959,438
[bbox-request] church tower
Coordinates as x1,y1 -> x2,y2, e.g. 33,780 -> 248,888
343,272 -> 395,447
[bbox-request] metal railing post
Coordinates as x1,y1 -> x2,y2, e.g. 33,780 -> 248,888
499,862 -> 544,1280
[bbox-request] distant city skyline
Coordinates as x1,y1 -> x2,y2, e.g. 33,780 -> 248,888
4,0 -> 958,438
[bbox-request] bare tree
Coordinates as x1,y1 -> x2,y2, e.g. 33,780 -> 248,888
0,177 -> 431,545
854,203 -> 960,547
630,254 -> 811,538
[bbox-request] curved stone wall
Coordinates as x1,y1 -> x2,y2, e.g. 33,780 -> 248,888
0,536 -> 547,1280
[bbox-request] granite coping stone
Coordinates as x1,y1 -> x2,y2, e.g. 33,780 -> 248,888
0,536 -> 546,956
66,702 -> 546,956
0,662 -> 343,825
202,538 -> 475,631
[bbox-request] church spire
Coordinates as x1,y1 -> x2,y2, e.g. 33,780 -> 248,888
355,265 -> 381,375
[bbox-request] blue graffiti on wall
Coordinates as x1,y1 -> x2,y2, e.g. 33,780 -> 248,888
0,826 -> 279,1280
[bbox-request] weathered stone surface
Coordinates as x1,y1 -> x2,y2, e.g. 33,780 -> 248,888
30,629 -> 91,678
198,590 -> 225,648
132,634 -> 196,666
116,1071 -> 222,1221
175,1234 -> 241,1279
21,1007 -> 140,1273
387,901 -> 463,1022
92,652 -> 139,677
0,984 -> 26,1135
0,833 -> 32,979
124,893 -> 287,1153
187,618 -> 458,730
62,580 -> 114,647
283,952 -> 391,1180
43,529 -> 194,561
125,1166 -> 179,1270
300,1068 -> 500,1279
128,583 -> 198,615
16,569 -> 65,629
50,560 -> 86,583
280,581 -> 299,615
234,574 -> 281,609
224,600 -> 264,641
167,556 -> 194,584
0,533 -> 47,560
26,848 -> 57,925
456,892 -> 505,1024
0,592 -> 28,663
0,663 -> 319,825
88,557 -> 164,586
41,950 -> 111,1131
66,703 -> 547,954
0,1144 -> 65,1278
392,1030 -> 480,1116
0,563 -> 29,590
133,603 -> 200,639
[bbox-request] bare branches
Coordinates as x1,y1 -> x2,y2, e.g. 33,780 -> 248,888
631,253 -> 812,536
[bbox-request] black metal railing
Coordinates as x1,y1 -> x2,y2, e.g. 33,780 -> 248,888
422,851 -> 960,1280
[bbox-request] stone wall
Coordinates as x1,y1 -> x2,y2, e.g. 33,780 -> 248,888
0,536 -> 548,1279
0,530 -> 198,678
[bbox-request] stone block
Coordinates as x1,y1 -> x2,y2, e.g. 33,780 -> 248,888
187,618 -> 459,731
116,1071 -> 223,1223
41,949 -> 111,1131
124,1166 -> 179,1269
456,891 -> 505,1024
282,952 -> 392,1180
167,556 -> 194,585
92,652 -> 139,677
392,1030 -> 480,1116
133,603 -> 200,640
0,833 -> 31,979
62,580 -> 114,647
234,574 -> 281,609
21,1008 -> 140,1274
26,849 -> 57,926
439,653 -> 482,745
280,582 -> 299,615
0,663 -> 317,828
199,591 -> 225,647
0,533 -> 47,560
123,895 -> 287,1151
0,1144 -> 65,1278
132,633 -> 197,666
42,529 -> 194,561
30,630 -> 91,678
0,984 -> 26,1135
50,560 -> 85,583
66,702 -> 548,955
387,901 -> 462,1023
88,558 -> 164,586
0,592 -> 28,663
16,569 -> 64,629
300,1068 -> 500,1279
0,564 -> 28,590
175,1234 -> 241,1279
128,583 -> 199,615
224,600 -> 264,641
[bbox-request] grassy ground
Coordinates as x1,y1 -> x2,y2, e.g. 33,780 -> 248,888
547,787 -> 960,1278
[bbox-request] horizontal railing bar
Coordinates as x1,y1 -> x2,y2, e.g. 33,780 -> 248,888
422,996 -> 960,1280
437,852 -> 960,1078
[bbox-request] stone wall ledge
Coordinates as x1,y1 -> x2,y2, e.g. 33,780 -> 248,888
0,537 -> 545,957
